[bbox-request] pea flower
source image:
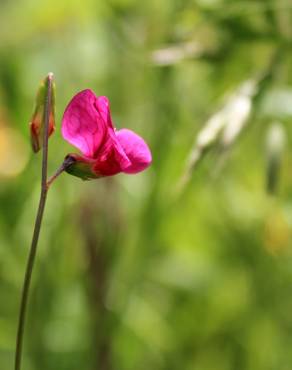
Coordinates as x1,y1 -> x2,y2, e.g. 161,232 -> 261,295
61,89 -> 152,180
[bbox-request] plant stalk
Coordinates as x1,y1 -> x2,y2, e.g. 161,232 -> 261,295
14,73 -> 54,370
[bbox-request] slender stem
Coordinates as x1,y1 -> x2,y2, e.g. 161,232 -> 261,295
46,156 -> 76,189
46,164 -> 66,189
15,73 -> 54,370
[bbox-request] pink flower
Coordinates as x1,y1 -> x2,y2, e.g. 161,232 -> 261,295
61,89 -> 152,180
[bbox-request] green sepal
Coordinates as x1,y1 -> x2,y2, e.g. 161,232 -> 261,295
63,154 -> 101,181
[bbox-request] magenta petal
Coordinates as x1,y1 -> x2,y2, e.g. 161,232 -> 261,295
61,90 -> 113,157
92,134 -> 132,176
116,129 -> 152,174
95,96 -> 114,128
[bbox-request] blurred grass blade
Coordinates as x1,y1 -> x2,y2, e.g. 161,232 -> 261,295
178,78 -> 258,191
150,41 -> 204,66
219,79 -> 257,148
265,122 -> 286,195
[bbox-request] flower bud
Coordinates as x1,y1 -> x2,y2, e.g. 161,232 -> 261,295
29,73 -> 55,152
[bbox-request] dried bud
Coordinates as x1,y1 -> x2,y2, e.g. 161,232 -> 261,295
29,73 -> 55,152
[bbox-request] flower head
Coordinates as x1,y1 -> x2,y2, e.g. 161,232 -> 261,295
61,89 -> 152,180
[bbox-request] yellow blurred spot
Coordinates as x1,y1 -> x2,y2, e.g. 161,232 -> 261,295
0,126 -> 29,177
263,210 -> 290,255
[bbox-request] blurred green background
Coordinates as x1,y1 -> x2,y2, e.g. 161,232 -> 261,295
1,0 -> 292,369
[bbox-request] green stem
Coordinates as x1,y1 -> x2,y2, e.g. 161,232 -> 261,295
14,73 -> 54,370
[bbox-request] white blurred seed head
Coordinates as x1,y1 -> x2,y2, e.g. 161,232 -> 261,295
266,122 -> 286,156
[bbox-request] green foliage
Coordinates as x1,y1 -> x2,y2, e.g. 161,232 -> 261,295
1,1 -> 292,369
